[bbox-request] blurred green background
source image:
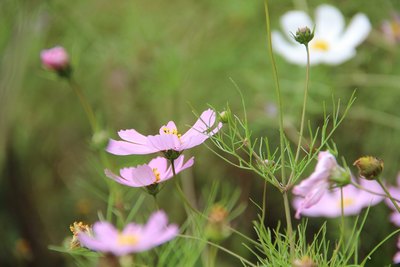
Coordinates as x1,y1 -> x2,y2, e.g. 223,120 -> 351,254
2,0 -> 400,266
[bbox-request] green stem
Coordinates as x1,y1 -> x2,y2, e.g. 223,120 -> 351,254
376,177 -> 400,213
153,194 -> 159,210
179,234 -> 257,267
171,160 -> 199,215
208,245 -> 218,267
282,192 -> 294,257
340,187 -> 345,253
289,44 -> 310,185
68,78 -> 97,132
264,0 -> 294,258
263,0 -> 286,184
351,181 -> 400,202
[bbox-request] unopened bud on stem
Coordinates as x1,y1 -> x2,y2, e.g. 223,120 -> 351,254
353,156 -> 384,180
292,26 -> 315,45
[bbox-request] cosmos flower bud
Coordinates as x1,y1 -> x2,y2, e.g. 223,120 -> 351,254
292,256 -> 317,267
218,110 -> 230,124
293,26 -> 314,45
205,204 -> 231,242
329,166 -> 351,187
353,156 -> 384,180
40,46 -> 72,79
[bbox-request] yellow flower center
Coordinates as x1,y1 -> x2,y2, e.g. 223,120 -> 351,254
337,197 -> 355,208
152,168 -> 161,183
162,127 -> 182,139
391,21 -> 400,37
117,233 -> 139,246
311,39 -> 330,51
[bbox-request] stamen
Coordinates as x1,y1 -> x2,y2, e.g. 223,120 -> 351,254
152,168 -> 161,183
117,233 -> 138,246
337,197 -> 355,208
311,40 -> 330,51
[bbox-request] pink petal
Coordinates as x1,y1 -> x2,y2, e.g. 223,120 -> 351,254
118,129 -> 148,144
106,139 -> 159,155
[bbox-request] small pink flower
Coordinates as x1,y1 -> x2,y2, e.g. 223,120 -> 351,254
293,179 -> 383,218
386,172 -> 400,226
78,211 -> 178,256
382,12 -> 400,44
40,46 -> 70,71
105,155 -> 194,187
106,109 -> 222,158
394,236 -> 400,264
292,151 -> 339,219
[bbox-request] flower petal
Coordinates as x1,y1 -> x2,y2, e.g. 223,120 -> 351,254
280,10 -> 313,40
315,4 -> 345,41
118,129 -> 148,144
106,139 -> 159,155
336,13 -> 371,50
272,32 -> 307,65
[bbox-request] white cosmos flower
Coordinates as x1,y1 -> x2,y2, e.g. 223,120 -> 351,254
272,4 -> 371,65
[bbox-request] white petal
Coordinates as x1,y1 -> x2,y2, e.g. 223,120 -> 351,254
315,4 -> 345,41
272,31 -> 307,65
337,13 -> 371,50
280,10 -> 313,40
320,48 -> 355,65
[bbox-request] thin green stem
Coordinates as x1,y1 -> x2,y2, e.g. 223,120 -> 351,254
376,177 -> 400,213
282,192 -> 294,257
153,194 -> 159,210
340,187 -> 345,253
264,0 -> 294,258
179,234 -> 257,267
263,0 -> 286,184
68,78 -> 97,132
351,181 -> 400,202
208,245 -> 218,267
171,160 -> 199,216
289,44 -> 310,185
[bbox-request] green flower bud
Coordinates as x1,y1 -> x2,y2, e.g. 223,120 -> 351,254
293,26 -> 315,45
329,167 -> 351,187
205,204 -> 231,242
353,156 -> 384,180
218,110 -> 230,124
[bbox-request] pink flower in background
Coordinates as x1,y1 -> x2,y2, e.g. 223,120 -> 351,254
40,46 -> 70,71
292,151 -> 340,219
382,12 -> 400,44
394,236 -> 400,264
105,155 -> 194,187
293,179 -> 384,218
78,211 -> 178,256
386,173 -> 400,226
106,109 -> 222,157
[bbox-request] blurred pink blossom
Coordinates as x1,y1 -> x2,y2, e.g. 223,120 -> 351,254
386,173 -> 400,226
292,151 -> 342,219
106,109 -> 222,158
78,211 -> 178,256
394,236 -> 400,264
382,12 -> 400,44
40,46 -> 70,71
105,155 -> 194,187
293,179 -> 384,218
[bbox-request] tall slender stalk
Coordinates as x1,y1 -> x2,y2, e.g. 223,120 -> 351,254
263,0 -> 294,257
68,78 -> 97,132
376,177 -> 400,213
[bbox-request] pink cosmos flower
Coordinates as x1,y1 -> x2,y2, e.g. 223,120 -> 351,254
40,46 -> 70,71
394,236 -> 400,264
105,155 -> 194,187
78,211 -> 178,256
293,179 -> 384,218
106,109 -> 222,157
292,151 -> 341,219
386,173 -> 400,226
